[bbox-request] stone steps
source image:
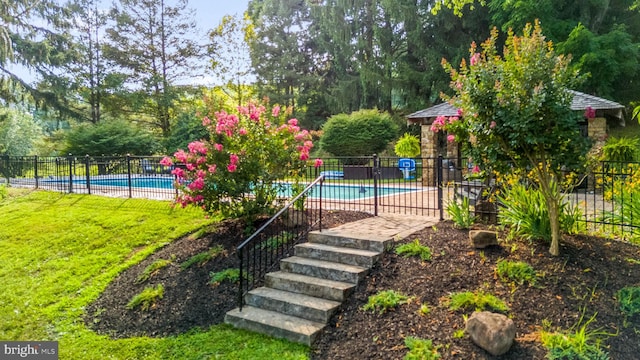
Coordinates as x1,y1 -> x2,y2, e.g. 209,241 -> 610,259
225,214 -> 436,346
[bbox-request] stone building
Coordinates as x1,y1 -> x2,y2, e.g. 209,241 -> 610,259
406,91 -> 625,185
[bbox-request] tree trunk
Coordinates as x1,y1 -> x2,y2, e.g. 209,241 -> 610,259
548,197 -> 561,256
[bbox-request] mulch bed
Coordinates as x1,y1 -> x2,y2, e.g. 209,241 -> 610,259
85,213 -> 640,359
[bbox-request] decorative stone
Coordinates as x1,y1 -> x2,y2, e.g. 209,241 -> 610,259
466,311 -> 516,356
469,230 -> 498,248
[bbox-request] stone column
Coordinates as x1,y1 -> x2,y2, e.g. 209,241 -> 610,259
421,124 -> 438,186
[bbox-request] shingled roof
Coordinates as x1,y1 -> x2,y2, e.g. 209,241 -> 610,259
407,90 -> 625,124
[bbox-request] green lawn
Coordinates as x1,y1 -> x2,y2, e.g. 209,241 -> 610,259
0,188 -> 308,359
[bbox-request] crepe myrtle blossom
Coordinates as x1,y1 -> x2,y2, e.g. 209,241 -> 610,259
447,134 -> 456,143
167,101 -> 324,218
584,106 -> 596,119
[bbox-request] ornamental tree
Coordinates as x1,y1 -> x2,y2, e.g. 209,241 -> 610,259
438,22 -> 589,256
162,102 -> 322,220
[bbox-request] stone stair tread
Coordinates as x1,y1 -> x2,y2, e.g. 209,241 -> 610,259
225,306 -> 324,345
281,256 -> 367,274
267,271 -> 355,292
295,242 -> 381,257
248,287 -> 341,311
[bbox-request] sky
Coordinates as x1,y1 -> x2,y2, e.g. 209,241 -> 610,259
12,0 -> 252,86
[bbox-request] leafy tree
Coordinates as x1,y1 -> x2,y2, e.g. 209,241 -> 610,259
163,109 -> 209,154
64,120 -> 160,156
103,0 -> 201,137
208,14 -> 255,107
440,22 -> 589,256
320,109 -> 398,158
0,1 -> 78,115
0,108 -> 43,156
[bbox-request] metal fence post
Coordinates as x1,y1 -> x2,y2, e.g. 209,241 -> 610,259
85,155 -> 91,195
373,154 -> 379,216
2,155 -> 8,185
34,156 -> 39,189
126,154 -> 132,198
67,154 -> 74,193
437,155 -> 444,221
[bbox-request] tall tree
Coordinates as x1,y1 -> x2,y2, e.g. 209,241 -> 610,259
103,0 -> 201,136
0,0 -> 77,114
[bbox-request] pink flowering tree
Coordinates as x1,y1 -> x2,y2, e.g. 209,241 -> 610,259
161,101 -> 322,219
439,22 -> 589,256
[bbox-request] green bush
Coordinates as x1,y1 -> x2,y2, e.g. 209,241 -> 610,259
498,182 -> 584,242
395,239 -> 433,261
320,109 -> 398,158
617,286 -> 640,317
602,136 -> 638,163
540,313 -> 612,360
64,120 -> 160,156
404,337 -> 441,360
127,284 -> 164,311
394,133 -> 421,158
136,259 -> 172,283
495,259 -> 537,286
445,290 -> 509,313
362,290 -> 414,315
446,197 -> 475,229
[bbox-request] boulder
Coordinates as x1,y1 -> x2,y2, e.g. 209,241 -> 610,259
466,311 -> 516,356
469,230 -> 498,248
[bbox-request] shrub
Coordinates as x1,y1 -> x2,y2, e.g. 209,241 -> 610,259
617,286 -> 640,317
395,239 -> 433,261
136,259 -> 172,284
127,284 -> 164,311
163,102 -> 322,220
540,313 -> 613,360
404,337 -> 441,360
394,133 -> 421,158
495,259 -> 537,286
320,109 -> 398,158
498,182 -> 583,242
446,197 -> 475,229
362,290 -> 414,315
209,268 -> 242,285
602,137 -> 638,163
601,167 -> 640,241
180,245 -> 225,270
445,290 -> 509,313
64,119 -> 160,156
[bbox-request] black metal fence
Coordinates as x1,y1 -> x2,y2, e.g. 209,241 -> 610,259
2,154 -> 640,239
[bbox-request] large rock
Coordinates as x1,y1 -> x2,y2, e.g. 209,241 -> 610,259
466,311 -> 516,356
469,230 -> 498,248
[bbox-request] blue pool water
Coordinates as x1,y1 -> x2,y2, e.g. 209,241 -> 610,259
43,177 -> 418,200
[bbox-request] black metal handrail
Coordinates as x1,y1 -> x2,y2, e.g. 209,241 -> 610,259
236,175 -> 325,311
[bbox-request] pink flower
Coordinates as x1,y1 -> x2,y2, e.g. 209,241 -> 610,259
229,154 -> 239,165
472,165 -> 480,173
188,141 -> 208,155
214,143 -> 223,152
490,121 -> 497,129
299,152 -> 309,161
249,112 -> 260,121
448,116 -> 459,124
430,124 -> 439,133
456,108 -> 463,117
288,118 -> 298,126
239,128 -> 248,135
470,52 -> 480,66
174,149 -> 188,163
227,164 -> 237,172
202,117 -> 211,126
171,167 -> 185,178
584,106 -> 596,119
314,158 -> 323,168
197,169 -> 206,179
160,157 -> 173,166
188,177 -> 205,191
303,140 -> 313,149
272,105 -> 281,117
186,163 -> 196,171
447,134 -> 455,143
208,164 -> 217,174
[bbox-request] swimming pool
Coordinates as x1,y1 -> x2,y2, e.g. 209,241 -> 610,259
42,177 -> 419,200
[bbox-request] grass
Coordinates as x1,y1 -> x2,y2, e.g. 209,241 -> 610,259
395,239 -> 433,261
540,312 -> 613,360
209,268 -> 242,285
137,259 -> 172,283
0,188 -> 309,359
180,245 -> 225,270
404,337 -> 441,360
444,290 -> 510,313
362,290 -> 414,315
617,286 -> 640,317
127,284 -> 165,311
495,259 -> 537,286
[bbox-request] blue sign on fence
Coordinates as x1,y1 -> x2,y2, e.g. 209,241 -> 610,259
398,158 -> 416,171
